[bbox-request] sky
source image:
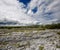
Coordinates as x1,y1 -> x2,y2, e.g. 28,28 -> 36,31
0,0 -> 60,25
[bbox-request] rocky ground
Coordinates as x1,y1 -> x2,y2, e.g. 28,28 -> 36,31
0,29 -> 60,50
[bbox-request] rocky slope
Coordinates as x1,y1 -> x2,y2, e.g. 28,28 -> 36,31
0,30 -> 60,50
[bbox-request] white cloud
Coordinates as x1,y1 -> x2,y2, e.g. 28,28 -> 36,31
0,0 -> 60,25
0,0 -> 36,25
27,0 -> 60,24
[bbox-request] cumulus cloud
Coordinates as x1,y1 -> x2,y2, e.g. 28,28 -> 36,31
27,0 -> 60,24
0,0 -> 60,25
0,0 -> 36,25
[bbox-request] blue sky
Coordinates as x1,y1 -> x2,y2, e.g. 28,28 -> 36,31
18,0 -> 38,13
0,0 -> 60,25
18,0 -> 31,6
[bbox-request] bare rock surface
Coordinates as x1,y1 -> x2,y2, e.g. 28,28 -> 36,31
0,29 -> 60,50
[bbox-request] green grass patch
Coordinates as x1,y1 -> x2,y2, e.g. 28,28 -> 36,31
57,32 -> 60,35
56,45 -> 60,48
39,46 -> 44,50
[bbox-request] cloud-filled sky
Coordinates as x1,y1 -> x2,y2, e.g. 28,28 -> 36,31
0,0 -> 60,25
